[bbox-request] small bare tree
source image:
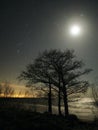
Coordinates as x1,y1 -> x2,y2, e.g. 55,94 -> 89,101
91,85 -> 98,120
17,91 -> 22,97
92,85 -> 98,106
24,90 -> 30,97
3,82 -> 14,97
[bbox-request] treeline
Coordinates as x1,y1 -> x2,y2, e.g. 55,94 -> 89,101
0,82 -> 33,98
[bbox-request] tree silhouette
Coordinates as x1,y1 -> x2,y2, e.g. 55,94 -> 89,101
19,56 -> 53,113
19,49 -> 92,116
3,82 -> 14,97
24,90 -> 30,97
92,85 -> 98,107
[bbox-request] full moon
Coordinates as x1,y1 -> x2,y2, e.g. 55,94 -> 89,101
70,25 -> 80,36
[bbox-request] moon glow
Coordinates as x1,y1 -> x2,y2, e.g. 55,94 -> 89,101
70,25 -> 81,36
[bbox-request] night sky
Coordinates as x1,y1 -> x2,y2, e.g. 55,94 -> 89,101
0,0 -> 98,88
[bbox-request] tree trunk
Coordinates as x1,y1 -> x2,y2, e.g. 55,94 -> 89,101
58,75 -> 62,115
48,78 -> 52,114
63,87 -> 69,116
58,87 -> 62,115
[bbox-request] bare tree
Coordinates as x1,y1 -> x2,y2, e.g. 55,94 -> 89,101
19,49 -> 92,116
91,85 -> 98,120
19,55 -> 54,114
92,85 -> 98,106
24,90 -> 30,97
17,90 -> 22,97
3,82 -> 14,97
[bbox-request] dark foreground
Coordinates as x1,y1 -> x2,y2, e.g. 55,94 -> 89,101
0,98 -> 98,130
0,107 -> 98,130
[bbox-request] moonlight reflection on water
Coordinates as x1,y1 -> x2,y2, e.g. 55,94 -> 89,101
0,97 -> 97,121
22,97 -> 98,121
68,97 -> 97,121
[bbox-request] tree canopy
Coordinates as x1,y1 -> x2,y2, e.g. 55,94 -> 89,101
19,49 -> 92,116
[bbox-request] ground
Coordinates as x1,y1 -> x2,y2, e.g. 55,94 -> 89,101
0,107 -> 98,130
0,98 -> 98,130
